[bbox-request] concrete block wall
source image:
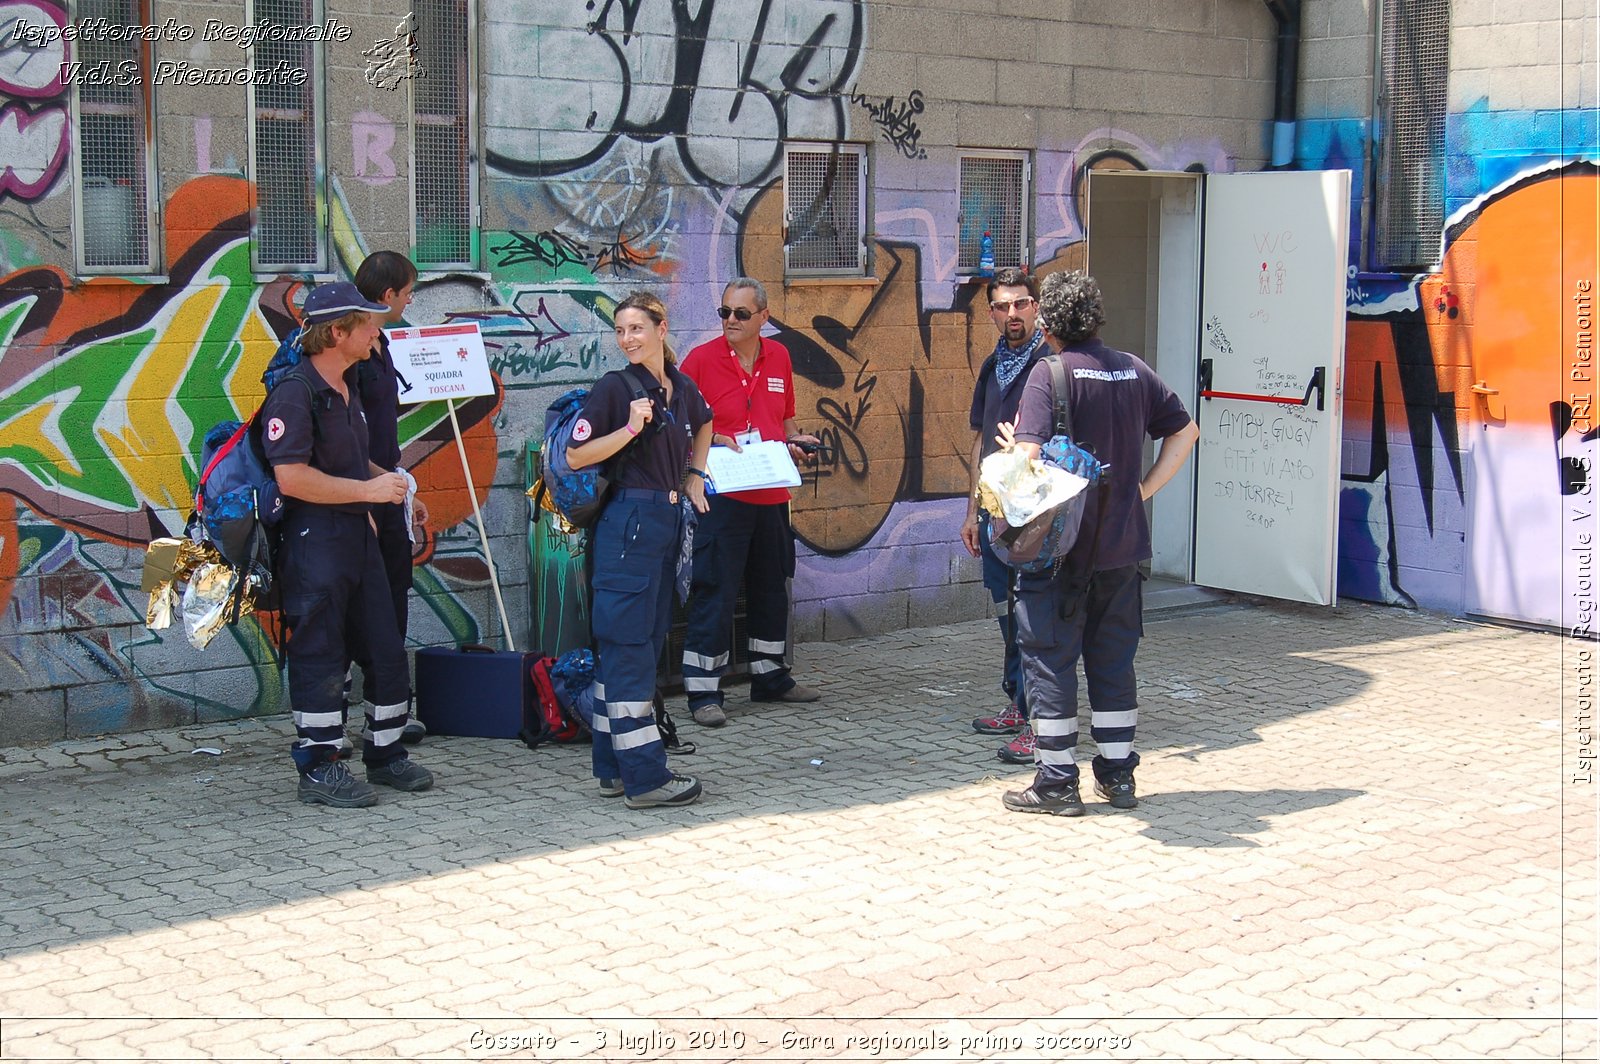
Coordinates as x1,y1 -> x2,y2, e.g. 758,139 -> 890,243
0,0 -> 1367,745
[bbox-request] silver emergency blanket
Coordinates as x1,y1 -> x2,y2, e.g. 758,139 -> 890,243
181,562 -> 239,649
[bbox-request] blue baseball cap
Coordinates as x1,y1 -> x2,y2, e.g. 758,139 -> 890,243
301,282 -> 388,325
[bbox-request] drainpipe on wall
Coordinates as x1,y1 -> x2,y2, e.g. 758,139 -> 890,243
1264,0 -> 1303,169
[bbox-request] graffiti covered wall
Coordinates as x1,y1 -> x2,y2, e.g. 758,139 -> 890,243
0,0 -> 1291,743
26,0 -> 1592,743
1302,100 -> 1599,626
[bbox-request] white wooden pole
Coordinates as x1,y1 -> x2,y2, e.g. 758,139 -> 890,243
445,398 -> 515,652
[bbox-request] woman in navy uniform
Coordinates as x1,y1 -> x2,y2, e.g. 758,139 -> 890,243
567,292 -> 713,808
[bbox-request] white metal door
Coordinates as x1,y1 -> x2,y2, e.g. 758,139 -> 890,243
1192,170 -> 1351,605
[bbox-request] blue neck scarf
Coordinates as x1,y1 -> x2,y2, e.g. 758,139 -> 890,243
994,329 -> 1046,393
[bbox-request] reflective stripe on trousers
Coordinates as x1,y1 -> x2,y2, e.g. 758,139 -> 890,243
1013,563 -> 1143,784
681,495 -> 795,708
280,508 -> 412,770
589,497 -> 681,796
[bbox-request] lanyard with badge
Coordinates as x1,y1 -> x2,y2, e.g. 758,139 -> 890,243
731,337 -> 765,447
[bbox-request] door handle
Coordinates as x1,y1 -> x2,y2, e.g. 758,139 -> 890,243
1301,366 -> 1326,412
1472,380 -> 1506,425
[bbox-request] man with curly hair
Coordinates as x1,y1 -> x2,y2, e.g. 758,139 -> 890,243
997,271 -> 1198,816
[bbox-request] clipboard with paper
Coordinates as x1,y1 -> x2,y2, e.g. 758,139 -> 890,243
704,440 -> 802,493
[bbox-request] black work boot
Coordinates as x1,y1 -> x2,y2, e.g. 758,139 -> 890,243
1002,779 -> 1086,817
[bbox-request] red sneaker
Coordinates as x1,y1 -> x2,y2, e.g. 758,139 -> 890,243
971,705 -> 1026,734
997,726 -> 1036,764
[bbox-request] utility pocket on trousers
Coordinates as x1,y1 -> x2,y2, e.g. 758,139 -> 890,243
591,569 -> 653,644
280,591 -> 329,631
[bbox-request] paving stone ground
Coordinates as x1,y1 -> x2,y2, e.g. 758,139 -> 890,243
0,598 -> 1595,1062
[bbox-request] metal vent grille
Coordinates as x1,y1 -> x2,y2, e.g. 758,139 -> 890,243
959,155 -> 1027,272
413,0 -> 472,266
785,146 -> 864,274
251,0 -> 322,269
1374,0 -> 1449,270
76,0 -> 152,270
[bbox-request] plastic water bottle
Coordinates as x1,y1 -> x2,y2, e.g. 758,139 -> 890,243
979,230 -> 995,278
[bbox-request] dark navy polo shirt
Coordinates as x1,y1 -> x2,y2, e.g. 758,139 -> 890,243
261,360 -> 372,515
358,331 -> 405,471
571,361 -> 711,493
1013,338 -> 1192,571
969,333 -> 1049,463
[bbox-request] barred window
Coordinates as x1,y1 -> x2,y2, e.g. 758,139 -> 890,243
248,0 -> 326,271
784,144 -> 867,276
1372,0 -> 1449,271
958,152 -> 1030,274
412,0 -> 475,267
71,0 -> 157,273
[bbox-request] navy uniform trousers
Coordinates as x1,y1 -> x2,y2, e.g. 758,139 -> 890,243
681,496 -> 796,710
590,491 -> 681,796
1014,563 -> 1143,785
373,500 -> 412,639
281,508 -> 412,771
978,513 -> 1028,717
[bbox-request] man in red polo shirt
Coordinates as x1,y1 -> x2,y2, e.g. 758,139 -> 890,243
679,278 -> 823,726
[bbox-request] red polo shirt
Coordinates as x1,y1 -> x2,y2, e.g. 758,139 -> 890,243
681,335 -> 797,505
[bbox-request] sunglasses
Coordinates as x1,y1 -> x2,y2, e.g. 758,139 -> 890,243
717,306 -> 757,321
989,297 -> 1036,313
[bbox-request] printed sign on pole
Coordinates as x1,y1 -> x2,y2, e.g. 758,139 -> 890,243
385,322 -> 495,406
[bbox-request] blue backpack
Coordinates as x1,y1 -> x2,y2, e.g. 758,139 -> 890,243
186,375 -> 314,620
987,356 -> 1108,574
260,325 -> 304,392
531,372 -> 648,533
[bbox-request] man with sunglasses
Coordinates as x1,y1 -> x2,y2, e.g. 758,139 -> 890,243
961,267 -> 1051,764
679,279 -> 823,726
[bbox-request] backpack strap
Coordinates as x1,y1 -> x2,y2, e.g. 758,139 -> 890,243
1042,355 -> 1111,612
267,372 -> 321,439
993,355 -> 1073,552
604,368 -> 652,477
1048,353 -> 1073,439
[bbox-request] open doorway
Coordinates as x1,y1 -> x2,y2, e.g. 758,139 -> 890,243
1085,170 -> 1203,585
1084,167 -> 1351,606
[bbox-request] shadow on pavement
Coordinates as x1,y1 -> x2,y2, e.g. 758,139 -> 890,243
1110,787 -> 1367,848
0,599 -> 1462,961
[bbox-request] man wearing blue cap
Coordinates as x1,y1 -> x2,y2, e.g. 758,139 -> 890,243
262,282 -> 435,806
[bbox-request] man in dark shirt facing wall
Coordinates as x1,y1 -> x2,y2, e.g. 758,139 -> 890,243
997,271 -> 1198,817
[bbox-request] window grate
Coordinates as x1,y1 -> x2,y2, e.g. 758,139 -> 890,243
74,0 -> 153,271
250,0 -> 323,270
958,154 -> 1028,272
785,145 -> 865,275
412,0 -> 473,267
1374,0 -> 1449,271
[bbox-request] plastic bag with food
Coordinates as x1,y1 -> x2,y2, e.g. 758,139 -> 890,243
977,446 -> 1090,529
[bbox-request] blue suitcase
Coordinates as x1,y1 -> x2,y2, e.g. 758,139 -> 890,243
414,643 -> 537,739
